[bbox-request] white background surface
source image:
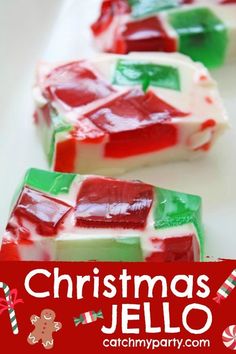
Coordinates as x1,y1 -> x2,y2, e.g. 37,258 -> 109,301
0,0 -> 235,258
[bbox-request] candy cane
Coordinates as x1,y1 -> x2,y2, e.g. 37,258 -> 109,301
0,282 -> 19,334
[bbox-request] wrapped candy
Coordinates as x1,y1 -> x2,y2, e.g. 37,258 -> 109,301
91,0 -> 236,68
74,310 -> 103,326
34,53 -> 228,175
0,168 -> 204,262
213,269 -> 236,303
222,325 -> 236,350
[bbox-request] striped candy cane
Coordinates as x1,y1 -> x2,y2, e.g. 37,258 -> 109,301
0,282 -> 19,335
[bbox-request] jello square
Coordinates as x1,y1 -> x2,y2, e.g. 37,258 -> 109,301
34,53 -> 228,175
91,0 -> 236,68
0,168 -> 204,262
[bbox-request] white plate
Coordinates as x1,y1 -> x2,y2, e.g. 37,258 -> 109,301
0,0 -> 235,258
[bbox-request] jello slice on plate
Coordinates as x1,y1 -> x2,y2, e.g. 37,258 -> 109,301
34,53 -> 228,175
0,168 -> 204,262
91,0 -> 236,68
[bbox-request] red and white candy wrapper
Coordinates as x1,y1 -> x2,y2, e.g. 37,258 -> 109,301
222,325 -> 236,350
213,269 -> 236,304
74,310 -> 103,326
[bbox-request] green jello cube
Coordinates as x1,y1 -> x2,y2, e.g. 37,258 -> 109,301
168,7 -> 228,68
56,236 -> 143,261
24,168 -> 76,195
154,187 -> 204,259
48,112 -> 73,166
113,60 -> 180,91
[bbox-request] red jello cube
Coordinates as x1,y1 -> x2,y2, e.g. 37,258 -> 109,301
86,89 -> 187,157
12,187 -> 72,236
91,0 -> 130,36
146,235 -> 195,262
118,16 -> 177,53
43,61 -> 115,108
0,242 -> 21,261
75,177 -> 154,229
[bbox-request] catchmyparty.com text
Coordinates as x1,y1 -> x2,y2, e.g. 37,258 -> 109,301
103,337 -> 211,350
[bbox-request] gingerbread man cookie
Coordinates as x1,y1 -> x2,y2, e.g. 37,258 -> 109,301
27,309 -> 62,350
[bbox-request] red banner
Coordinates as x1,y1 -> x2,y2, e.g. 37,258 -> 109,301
0,261 -> 236,353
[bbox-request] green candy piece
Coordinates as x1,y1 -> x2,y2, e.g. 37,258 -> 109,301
154,187 -> 204,258
48,111 -> 73,165
113,60 -> 180,91
128,0 -> 179,18
168,7 -> 228,68
24,168 -> 76,195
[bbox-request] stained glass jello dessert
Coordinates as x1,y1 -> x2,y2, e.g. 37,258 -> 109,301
34,53 -> 228,175
91,0 -> 236,68
0,168 -> 204,262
